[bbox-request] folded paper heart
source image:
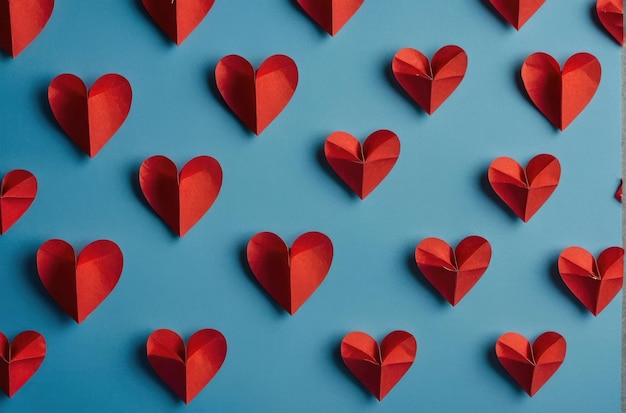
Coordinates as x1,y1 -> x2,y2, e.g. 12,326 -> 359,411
392,45 -> 467,115
0,170 -> 37,234
495,331 -> 566,397
324,130 -> 400,199
521,52 -> 601,131
141,0 -> 215,45
596,0 -> 624,45
296,0 -> 364,36
487,0 -> 545,30
0,0 -> 54,57
215,54 -> 298,135
247,231 -> 333,315
147,329 -> 227,404
36,239 -> 123,323
0,331 -> 46,398
488,154 -> 560,222
341,331 -> 417,401
48,74 -> 132,157
558,246 -> 624,316
415,236 -> 492,306
139,155 -> 222,237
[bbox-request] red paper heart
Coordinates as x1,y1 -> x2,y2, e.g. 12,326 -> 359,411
615,180 -> 622,203
0,331 -> 46,398
147,329 -> 227,404
392,45 -> 467,115
48,74 -> 132,157
324,130 -> 400,199
596,0 -> 624,45
247,231 -> 333,315
0,0 -> 54,57
488,154 -> 560,222
341,331 -> 417,401
487,0 -> 545,30
296,0 -> 364,36
521,52 -> 601,131
215,54 -> 298,135
139,155 -> 223,237
415,236 -> 492,306
558,246 -> 624,316
495,331 -> 566,397
141,0 -> 215,45
0,170 -> 37,234
36,239 -> 123,323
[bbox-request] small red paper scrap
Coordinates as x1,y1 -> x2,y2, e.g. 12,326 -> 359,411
147,329 -> 227,404
341,331 -> 417,401
0,170 -> 37,234
558,246 -> 624,316
324,130 -> 400,199
0,0 -> 54,57
296,0 -> 364,36
392,45 -> 467,115
488,154 -> 560,222
37,239 -> 123,323
247,231 -> 333,315
0,331 -> 46,398
596,0 -> 624,45
487,0 -> 545,30
415,236 -> 492,306
495,331 -> 566,397
141,0 -> 215,45
615,180 -> 622,203
48,74 -> 132,157
139,155 -> 223,237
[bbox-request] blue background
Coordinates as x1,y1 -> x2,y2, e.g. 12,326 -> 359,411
0,0 -> 621,412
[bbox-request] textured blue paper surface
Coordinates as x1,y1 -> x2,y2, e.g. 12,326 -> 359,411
0,1 -> 621,412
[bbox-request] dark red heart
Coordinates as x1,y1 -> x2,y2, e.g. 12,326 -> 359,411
487,0 -> 545,30
0,0 -> 54,57
141,0 -> 215,45
296,0 -> 364,36
596,0 -> 623,45
0,331 -> 46,397
0,170 -> 37,234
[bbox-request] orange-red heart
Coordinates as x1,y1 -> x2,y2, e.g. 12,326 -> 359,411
558,246 -> 624,316
247,231 -> 333,315
487,0 -> 545,30
521,52 -> 601,131
0,170 -> 37,234
48,74 -> 132,157
147,329 -> 226,404
0,331 -> 46,397
215,54 -> 298,135
139,155 -> 222,237
36,239 -> 123,323
596,0 -> 624,45
341,331 -> 417,401
488,154 -> 560,222
141,0 -> 215,45
495,331 -> 566,397
324,130 -> 400,199
392,45 -> 467,115
0,0 -> 54,57
415,236 -> 492,306
296,0 -> 364,36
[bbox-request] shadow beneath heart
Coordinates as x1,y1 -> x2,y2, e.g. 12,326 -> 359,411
477,170 -> 519,223
406,248 -> 449,307
484,335 -> 526,396
478,0 -> 511,28
547,252 -> 589,315
133,334 -> 181,405
328,336 -> 375,401
315,144 -> 359,200
588,3 -> 607,36
383,57 -> 428,118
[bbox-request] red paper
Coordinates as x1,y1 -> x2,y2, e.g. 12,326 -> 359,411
139,155 -> 222,237
0,170 -> 37,234
341,331 -> 417,401
324,130 -> 400,199
521,52 -> 601,131
495,332 -> 566,397
247,231 -> 333,315
296,0 -> 364,36
0,331 -> 45,398
48,74 -> 132,157
487,0 -> 545,30
596,0 -> 624,45
141,0 -> 215,45
0,0 -> 54,57
147,329 -> 226,404
215,54 -> 298,135
392,45 -> 467,115
558,246 -> 624,316
415,236 -> 492,306
488,154 -> 560,222
615,180 -> 622,203
36,239 -> 123,323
